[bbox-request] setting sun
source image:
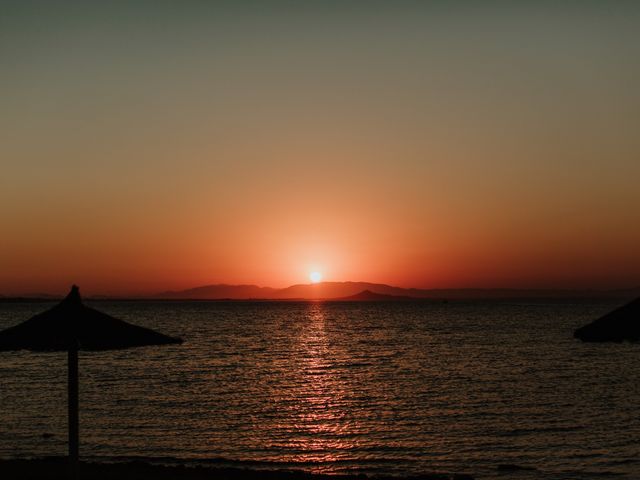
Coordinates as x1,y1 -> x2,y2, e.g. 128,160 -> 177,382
309,272 -> 322,283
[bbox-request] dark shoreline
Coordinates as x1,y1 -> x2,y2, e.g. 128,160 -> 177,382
0,458 -> 474,480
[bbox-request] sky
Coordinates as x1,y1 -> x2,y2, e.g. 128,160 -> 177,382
1,1 -> 640,295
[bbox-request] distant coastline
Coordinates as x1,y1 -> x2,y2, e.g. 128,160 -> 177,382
2,281 -> 639,302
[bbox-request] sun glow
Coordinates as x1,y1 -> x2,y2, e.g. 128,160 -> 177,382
309,271 -> 322,283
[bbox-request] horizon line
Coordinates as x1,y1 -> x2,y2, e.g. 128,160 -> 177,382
3,280 -> 640,300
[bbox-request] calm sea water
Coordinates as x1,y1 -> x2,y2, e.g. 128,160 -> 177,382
1,300 -> 639,479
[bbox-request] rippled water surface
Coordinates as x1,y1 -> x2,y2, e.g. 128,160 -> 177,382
1,300 -> 639,479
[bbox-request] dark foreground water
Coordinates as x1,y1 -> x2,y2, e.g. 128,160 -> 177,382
1,300 -> 639,479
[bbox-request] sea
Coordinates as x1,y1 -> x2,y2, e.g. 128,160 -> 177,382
1,300 -> 639,479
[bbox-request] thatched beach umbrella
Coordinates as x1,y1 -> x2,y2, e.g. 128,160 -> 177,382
0,285 -> 182,475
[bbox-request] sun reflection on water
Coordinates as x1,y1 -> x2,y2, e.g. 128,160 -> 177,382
279,303 -> 360,470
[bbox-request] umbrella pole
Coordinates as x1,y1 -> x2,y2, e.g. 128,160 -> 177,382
68,347 -> 79,478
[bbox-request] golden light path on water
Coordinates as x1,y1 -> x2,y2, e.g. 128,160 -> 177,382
283,304 -> 357,468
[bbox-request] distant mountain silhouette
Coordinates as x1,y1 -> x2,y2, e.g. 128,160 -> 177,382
574,297 -> 640,342
153,282 -> 640,301
157,282 -> 447,300
332,289 -> 416,301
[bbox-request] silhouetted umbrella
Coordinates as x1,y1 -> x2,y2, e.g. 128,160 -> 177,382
0,285 -> 182,476
574,297 -> 640,342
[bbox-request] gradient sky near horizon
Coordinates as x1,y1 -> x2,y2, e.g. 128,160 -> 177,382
2,1 -> 640,295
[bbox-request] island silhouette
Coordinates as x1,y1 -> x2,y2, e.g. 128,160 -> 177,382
153,282 -> 640,301
6,282 -> 640,302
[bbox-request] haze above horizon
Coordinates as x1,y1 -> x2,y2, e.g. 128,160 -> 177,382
2,2 -> 640,296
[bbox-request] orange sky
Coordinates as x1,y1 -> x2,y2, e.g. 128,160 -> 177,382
1,3 -> 640,296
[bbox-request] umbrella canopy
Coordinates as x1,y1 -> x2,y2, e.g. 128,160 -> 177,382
0,285 -> 182,351
0,285 -> 182,478
574,297 -> 640,342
